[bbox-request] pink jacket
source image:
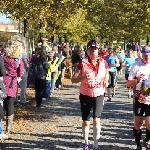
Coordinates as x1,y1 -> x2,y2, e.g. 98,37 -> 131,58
80,57 -> 106,97
3,57 -> 24,98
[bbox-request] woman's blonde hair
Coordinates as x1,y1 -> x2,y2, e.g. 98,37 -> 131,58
6,42 -> 24,58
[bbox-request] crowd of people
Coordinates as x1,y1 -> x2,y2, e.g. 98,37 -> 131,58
0,38 -> 150,150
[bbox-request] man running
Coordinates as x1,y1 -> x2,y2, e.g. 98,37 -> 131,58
127,45 -> 150,150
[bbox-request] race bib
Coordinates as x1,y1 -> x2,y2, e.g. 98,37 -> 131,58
86,79 -> 102,89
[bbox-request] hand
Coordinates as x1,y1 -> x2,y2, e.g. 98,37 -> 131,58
17,77 -> 22,83
137,74 -> 145,81
85,72 -> 94,79
58,71 -> 61,75
103,80 -> 109,87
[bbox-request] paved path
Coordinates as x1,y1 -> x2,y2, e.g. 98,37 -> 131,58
0,75 -> 146,150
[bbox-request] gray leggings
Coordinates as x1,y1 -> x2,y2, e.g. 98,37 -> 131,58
51,72 -> 58,92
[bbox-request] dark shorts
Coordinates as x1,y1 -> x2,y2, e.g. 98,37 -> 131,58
134,96 -> 150,117
116,63 -> 122,71
79,93 -> 104,121
125,74 -> 129,80
108,72 -> 116,88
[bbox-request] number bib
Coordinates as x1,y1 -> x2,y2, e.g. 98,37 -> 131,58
86,79 -> 102,89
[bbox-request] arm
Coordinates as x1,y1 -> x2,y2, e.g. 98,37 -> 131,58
23,58 -> 29,72
126,63 -> 137,87
17,59 -> 24,77
127,79 -> 137,87
103,61 -> 109,87
122,59 -> 129,66
115,56 -> 120,67
71,68 -> 86,83
0,56 -> 6,76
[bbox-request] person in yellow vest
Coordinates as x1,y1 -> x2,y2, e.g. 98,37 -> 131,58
45,52 -> 54,99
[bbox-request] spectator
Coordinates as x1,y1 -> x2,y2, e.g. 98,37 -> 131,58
0,55 -> 8,139
32,47 -> 48,107
17,51 -> 29,103
3,43 -> 24,132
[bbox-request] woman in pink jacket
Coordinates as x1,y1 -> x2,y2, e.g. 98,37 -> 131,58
72,39 -> 109,150
3,43 -> 24,132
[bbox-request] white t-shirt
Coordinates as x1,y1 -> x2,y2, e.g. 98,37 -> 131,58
128,60 -> 150,79
129,60 -> 150,104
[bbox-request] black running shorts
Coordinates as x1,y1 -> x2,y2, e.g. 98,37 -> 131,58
108,71 -> 116,88
125,74 -> 129,81
79,93 -> 104,121
134,96 -> 150,117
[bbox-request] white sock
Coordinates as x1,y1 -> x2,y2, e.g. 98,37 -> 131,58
128,91 -> 131,96
82,126 -> 89,145
93,125 -> 101,148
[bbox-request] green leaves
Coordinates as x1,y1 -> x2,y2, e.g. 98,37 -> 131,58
0,0 -> 150,43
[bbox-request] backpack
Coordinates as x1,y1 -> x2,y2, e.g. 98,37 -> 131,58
32,56 -> 46,79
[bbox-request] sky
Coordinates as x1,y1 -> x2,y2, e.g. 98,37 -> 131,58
0,13 -> 11,23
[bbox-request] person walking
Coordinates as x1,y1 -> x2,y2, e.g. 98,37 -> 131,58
0,55 -> 8,139
32,47 -> 48,107
45,52 -> 54,98
127,45 -> 150,150
3,43 -> 24,132
122,49 -> 137,98
71,39 -> 109,150
51,45 -> 61,93
105,47 -> 120,101
17,52 -> 29,103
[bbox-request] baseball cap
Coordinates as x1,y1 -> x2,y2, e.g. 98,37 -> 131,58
141,46 -> 150,54
108,47 -> 113,50
87,39 -> 100,49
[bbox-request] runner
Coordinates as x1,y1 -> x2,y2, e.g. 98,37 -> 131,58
116,49 -> 125,75
127,45 -> 150,150
122,49 -> 137,98
105,47 -> 120,101
71,39 -> 109,150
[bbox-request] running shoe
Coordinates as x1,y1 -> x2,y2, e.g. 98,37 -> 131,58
83,144 -> 89,150
128,94 -> 131,98
136,146 -> 142,150
112,93 -> 115,97
93,147 -> 98,150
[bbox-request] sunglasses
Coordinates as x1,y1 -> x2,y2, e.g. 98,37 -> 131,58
142,49 -> 150,53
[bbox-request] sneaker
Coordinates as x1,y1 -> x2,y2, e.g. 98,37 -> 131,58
83,144 -> 89,150
128,94 -> 131,98
136,146 -> 142,150
0,133 -> 8,139
107,97 -> 111,102
93,147 -> 98,150
112,93 -> 115,97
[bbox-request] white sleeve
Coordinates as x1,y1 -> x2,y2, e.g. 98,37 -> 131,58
128,63 -> 138,80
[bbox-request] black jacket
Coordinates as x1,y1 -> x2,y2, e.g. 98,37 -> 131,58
32,55 -> 48,80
